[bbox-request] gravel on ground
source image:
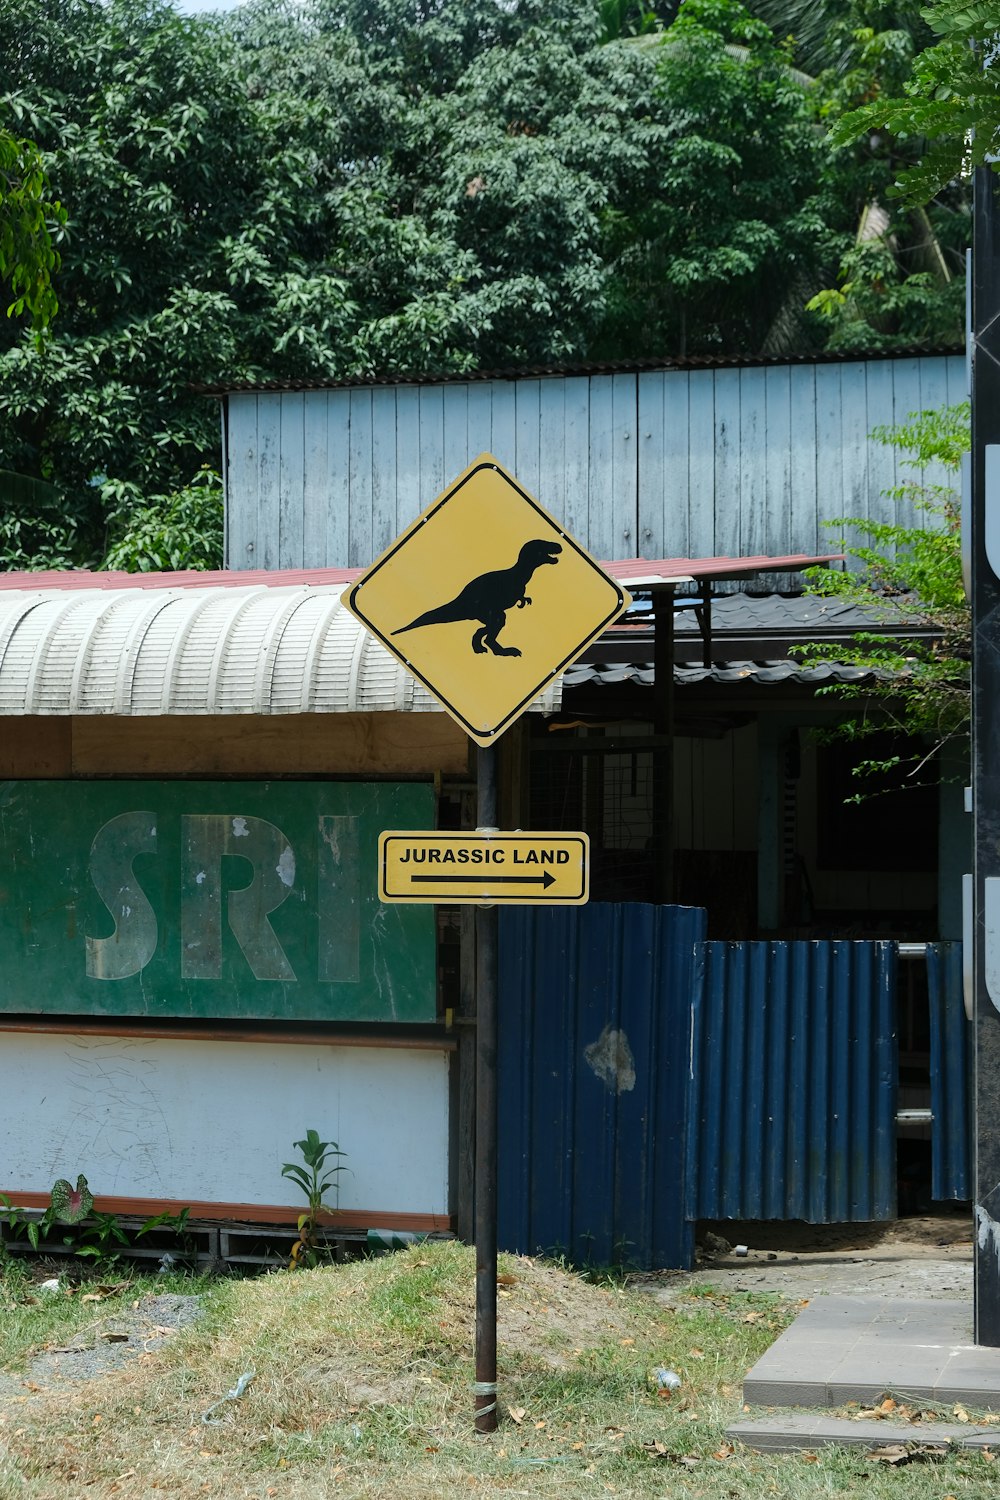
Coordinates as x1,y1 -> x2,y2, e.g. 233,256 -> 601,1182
631,1212 -> 974,1305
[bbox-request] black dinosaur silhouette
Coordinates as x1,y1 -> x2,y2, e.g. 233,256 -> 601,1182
393,538 -> 562,657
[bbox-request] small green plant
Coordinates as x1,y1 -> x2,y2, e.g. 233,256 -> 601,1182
49,1174 -> 95,1227
1,1178 -> 194,1270
0,1194 -> 32,1256
135,1205 -> 191,1238
74,1211 -> 129,1265
0,1174 -> 93,1254
281,1130 -> 347,1269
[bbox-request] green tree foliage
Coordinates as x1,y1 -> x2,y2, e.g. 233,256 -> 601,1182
0,0 -> 855,569
598,0 -> 678,42
602,0 -> 843,355
0,125 -> 64,329
100,468 -> 223,573
801,401 -> 970,786
830,0 -> 1000,203
746,0 -> 969,351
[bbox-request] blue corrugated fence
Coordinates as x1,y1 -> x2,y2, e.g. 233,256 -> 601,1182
498,903 -> 704,1270
927,941 -> 971,1201
685,941 -> 898,1223
497,913 -> 966,1268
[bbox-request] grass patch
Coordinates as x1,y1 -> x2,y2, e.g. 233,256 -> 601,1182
0,1258 -> 212,1371
0,1244 -> 996,1498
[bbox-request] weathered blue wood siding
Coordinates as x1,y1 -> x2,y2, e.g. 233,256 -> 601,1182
224,354 -> 966,571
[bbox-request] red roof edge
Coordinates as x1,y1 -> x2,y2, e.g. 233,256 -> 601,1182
0,553 -> 842,593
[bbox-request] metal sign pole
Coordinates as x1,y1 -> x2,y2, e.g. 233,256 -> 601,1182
972,163 -> 1000,1344
474,742 -> 499,1431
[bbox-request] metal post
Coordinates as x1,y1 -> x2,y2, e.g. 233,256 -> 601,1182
972,164 -> 1000,1344
653,586 -> 675,905
474,742 -> 499,1430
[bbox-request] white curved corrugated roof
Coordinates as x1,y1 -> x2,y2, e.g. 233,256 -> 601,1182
0,586 -> 562,717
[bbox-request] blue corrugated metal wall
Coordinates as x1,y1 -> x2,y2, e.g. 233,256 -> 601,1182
498,918 -> 923,1267
927,942 -> 972,1201
497,903 -> 705,1270
685,941 -> 898,1223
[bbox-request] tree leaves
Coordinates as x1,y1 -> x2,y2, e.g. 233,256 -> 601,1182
0,0 -> 900,567
0,126 -> 65,329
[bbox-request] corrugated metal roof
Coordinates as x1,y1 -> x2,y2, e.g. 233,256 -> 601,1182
195,344 -> 963,396
0,561 -> 852,716
0,585 -> 562,717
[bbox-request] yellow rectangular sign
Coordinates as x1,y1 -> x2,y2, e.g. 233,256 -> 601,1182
378,831 -> 589,905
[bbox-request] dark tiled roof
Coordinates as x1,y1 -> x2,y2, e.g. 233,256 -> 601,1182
196,345 -> 963,397
670,591 -> 922,638
563,660 -> 897,689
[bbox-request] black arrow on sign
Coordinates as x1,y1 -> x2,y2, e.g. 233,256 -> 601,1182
409,870 -> 556,889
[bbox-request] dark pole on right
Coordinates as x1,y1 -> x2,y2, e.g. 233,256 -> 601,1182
972,162 -> 1000,1344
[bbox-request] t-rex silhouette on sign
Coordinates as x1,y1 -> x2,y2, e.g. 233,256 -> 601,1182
393,538 -> 562,657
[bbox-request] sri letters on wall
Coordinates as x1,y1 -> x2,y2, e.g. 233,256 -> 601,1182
0,781 -> 436,1022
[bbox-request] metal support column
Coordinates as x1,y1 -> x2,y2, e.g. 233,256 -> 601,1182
653,586 -> 675,905
972,164 -> 1000,1344
474,743 -> 499,1428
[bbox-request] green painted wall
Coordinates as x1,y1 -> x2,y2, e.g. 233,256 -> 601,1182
0,781 -> 436,1022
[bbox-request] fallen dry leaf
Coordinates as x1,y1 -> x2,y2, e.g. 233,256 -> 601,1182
509,1408 -> 526,1425
866,1445 -> 911,1466
867,1443 -> 943,1466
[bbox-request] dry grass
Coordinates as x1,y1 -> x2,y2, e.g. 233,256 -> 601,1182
0,1244 -> 996,1500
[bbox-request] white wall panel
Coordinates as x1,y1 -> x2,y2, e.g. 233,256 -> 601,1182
1,1032 -> 450,1216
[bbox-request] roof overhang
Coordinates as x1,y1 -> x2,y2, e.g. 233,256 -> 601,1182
0,584 -> 562,718
0,553 -> 842,718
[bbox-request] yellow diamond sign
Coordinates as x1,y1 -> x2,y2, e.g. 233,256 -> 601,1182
344,454 -> 630,745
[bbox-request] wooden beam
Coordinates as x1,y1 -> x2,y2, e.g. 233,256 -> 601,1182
67,712 -> 470,777
0,719 -> 71,777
